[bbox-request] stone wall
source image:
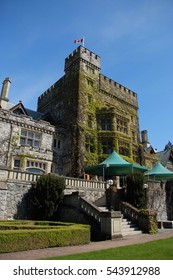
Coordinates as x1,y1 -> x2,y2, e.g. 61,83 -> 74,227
147,180 -> 173,221
0,174 -> 106,220
0,108 -> 55,173
0,180 -> 33,220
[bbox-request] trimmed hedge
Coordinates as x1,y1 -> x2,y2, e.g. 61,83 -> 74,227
0,221 -> 90,253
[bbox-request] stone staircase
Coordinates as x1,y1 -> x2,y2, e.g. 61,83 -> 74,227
95,195 -> 143,237
121,216 -> 143,236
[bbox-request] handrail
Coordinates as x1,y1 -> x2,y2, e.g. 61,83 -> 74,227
121,201 -> 139,223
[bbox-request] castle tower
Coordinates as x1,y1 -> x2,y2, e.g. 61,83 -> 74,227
37,46 -> 141,177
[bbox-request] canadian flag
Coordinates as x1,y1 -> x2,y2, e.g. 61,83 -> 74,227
74,38 -> 84,43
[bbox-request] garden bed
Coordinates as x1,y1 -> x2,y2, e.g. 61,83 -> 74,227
0,220 -> 90,253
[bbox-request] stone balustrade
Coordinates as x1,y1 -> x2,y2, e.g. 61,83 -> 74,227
80,196 -> 122,239
8,170 -> 39,182
0,167 -> 108,190
80,197 -> 102,223
64,176 -> 107,190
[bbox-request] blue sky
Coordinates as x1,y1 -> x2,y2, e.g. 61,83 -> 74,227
0,0 -> 173,151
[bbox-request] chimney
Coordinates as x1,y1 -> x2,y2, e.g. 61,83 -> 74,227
0,77 -> 11,109
141,130 -> 150,148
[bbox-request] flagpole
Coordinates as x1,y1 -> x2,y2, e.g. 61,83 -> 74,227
82,37 -> 84,47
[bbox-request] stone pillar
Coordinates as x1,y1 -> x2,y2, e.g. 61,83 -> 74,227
0,182 -> 8,220
100,211 -> 122,239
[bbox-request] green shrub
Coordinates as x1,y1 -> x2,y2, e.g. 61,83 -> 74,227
139,209 -> 158,234
26,174 -> 65,220
126,172 -> 147,209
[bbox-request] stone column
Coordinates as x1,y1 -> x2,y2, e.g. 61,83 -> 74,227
100,211 -> 122,239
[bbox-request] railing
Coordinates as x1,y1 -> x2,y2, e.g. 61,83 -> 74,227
121,201 -> 139,223
64,176 -> 107,190
80,197 -> 102,224
8,170 -> 40,182
121,201 -> 158,234
0,168 -> 108,190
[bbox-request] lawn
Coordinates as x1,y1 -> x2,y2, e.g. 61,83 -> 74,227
45,237 -> 173,260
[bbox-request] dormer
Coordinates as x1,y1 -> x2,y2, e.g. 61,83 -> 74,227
10,101 -> 28,116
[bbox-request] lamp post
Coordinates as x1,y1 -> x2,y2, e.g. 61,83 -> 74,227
108,179 -> 114,211
103,164 -> 109,181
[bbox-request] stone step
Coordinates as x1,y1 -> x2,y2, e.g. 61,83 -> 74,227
98,206 -> 109,212
121,217 -> 143,236
122,229 -> 143,236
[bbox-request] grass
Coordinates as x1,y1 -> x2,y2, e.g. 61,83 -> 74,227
44,237 -> 173,260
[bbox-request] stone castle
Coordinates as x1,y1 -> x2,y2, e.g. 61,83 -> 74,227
1,46 -> 173,226
0,45 -> 169,178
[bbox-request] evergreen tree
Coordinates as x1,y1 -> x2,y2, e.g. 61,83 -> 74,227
26,174 -> 65,220
126,172 -> 147,209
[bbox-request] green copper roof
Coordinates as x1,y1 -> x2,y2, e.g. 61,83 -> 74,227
100,151 -> 129,166
145,162 -> 173,180
85,150 -> 147,176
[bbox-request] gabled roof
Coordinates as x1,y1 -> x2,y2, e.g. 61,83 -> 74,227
145,145 -> 156,154
157,149 -> 171,166
10,102 -> 28,116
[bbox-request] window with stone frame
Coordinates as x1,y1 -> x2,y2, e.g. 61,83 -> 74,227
86,78 -> 94,87
13,159 -> 21,170
132,131 -> 136,142
87,115 -> 92,128
100,118 -> 112,131
20,129 -> 41,147
116,116 -> 128,134
26,160 -> 46,173
119,146 -> 129,157
53,138 -> 61,149
118,140 -> 130,157
101,140 -> 113,154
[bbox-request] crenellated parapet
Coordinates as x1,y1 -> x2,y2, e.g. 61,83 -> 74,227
99,74 -> 138,108
37,76 -> 65,111
64,46 -> 101,71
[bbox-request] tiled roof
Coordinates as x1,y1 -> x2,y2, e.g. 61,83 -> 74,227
25,108 -> 44,120
157,149 -> 171,166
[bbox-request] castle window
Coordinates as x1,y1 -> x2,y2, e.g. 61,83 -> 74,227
86,78 -> 93,87
101,140 -> 113,154
117,117 -> 128,134
14,159 -> 21,169
54,139 -> 61,149
20,129 -> 41,147
132,131 -> 136,142
26,160 -> 46,173
119,147 -> 129,157
88,115 -> 92,128
101,118 -> 111,130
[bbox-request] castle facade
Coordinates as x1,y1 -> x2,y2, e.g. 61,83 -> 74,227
38,46 -> 143,176
0,46 -> 159,177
